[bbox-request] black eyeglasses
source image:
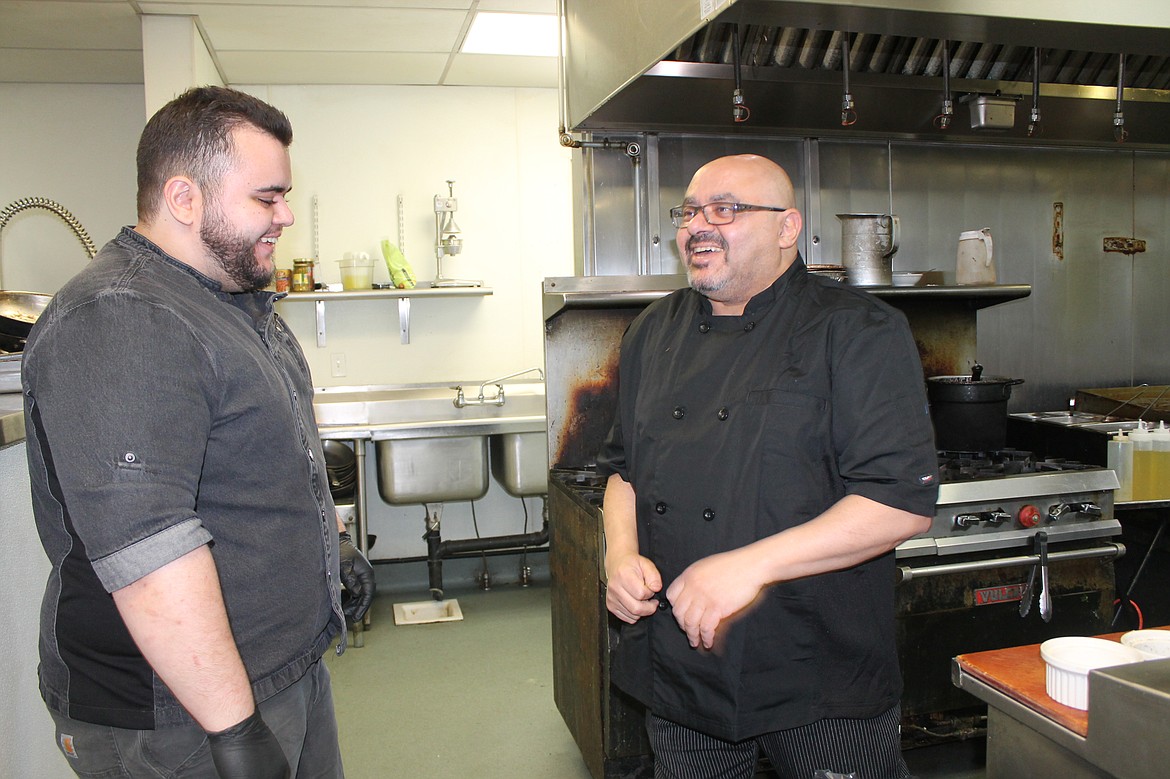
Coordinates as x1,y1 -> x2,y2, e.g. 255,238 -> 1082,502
669,201 -> 788,229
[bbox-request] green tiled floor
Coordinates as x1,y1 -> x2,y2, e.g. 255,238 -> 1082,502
327,569 -> 985,778
326,576 -> 592,779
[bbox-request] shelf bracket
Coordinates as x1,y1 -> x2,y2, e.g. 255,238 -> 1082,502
315,299 -> 327,348
398,297 -> 411,344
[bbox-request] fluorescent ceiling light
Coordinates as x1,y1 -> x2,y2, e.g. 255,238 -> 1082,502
461,12 -> 558,57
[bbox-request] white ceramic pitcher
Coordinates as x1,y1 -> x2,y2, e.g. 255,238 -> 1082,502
956,228 -> 995,285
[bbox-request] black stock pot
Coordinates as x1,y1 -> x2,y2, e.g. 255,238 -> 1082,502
927,363 -> 1024,452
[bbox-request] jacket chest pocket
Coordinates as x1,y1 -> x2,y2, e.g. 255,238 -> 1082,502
746,388 -> 838,521
746,388 -> 828,450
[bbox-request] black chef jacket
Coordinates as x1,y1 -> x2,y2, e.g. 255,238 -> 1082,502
596,259 -> 939,742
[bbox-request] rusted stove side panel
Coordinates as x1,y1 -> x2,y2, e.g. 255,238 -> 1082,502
545,306 -> 645,469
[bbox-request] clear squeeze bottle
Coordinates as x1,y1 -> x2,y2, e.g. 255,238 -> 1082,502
1107,430 -> 1134,502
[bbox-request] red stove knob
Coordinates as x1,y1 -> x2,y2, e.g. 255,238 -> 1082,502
1019,504 -> 1042,528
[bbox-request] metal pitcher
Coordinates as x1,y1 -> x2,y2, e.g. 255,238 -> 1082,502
837,213 -> 899,287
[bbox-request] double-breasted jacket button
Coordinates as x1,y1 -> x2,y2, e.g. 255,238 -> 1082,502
698,322 -> 711,333
672,406 -> 686,419
703,508 -> 716,521
717,407 -> 730,421
655,502 -> 668,515
744,321 -> 756,332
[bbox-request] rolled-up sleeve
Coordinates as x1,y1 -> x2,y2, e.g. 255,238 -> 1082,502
28,295 -> 217,592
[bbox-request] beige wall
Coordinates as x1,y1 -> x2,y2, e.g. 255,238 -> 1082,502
1,83 -> 574,387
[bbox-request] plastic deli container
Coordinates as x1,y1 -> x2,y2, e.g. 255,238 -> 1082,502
338,257 -> 375,290
1040,637 -> 1144,710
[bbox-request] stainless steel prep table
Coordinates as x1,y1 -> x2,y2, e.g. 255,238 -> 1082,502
953,630 -> 1170,778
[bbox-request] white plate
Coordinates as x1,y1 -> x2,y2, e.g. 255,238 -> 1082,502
1121,629 -> 1170,659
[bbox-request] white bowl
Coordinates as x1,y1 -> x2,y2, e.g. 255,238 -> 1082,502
1121,629 -> 1170,659
892,271 -> 924,287
1040,637 -> 1145,710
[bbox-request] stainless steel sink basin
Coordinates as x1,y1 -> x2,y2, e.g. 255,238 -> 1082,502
315,382 -> 548,505
490,432 -> 549,497
376,435 -> 489,505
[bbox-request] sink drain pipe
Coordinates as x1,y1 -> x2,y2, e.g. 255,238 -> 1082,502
422,501 -> 549,599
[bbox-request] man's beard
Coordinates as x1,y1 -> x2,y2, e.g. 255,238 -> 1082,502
200,203 -> 274,291
685,232 -> 730,295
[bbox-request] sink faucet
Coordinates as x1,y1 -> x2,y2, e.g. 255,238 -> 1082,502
453,367 -> 544,408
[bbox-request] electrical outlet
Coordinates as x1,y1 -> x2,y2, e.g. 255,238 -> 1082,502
331,353 -> 346,378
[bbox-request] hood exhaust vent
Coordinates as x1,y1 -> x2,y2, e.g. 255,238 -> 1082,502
673,24 -> 1170,91
564,1 -> 1170,147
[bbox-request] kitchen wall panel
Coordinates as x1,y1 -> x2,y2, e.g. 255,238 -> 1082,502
581,135 -> 1170,413
876,143 -> 1142,411
1132,154 -> 1170,386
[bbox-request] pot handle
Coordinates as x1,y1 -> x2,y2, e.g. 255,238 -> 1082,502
1008,378 -> 1025,386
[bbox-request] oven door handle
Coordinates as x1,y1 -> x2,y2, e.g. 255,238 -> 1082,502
896,542 -> 1126,583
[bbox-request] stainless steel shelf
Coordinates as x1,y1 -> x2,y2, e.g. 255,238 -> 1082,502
542,274 -> 1031,319
277,286 -> 492,345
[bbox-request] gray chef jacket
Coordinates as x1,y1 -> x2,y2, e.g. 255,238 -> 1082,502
596,259 -> 939,741
24,227 -> 345,729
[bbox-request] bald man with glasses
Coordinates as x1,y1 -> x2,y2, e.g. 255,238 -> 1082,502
597,155 -> 939,779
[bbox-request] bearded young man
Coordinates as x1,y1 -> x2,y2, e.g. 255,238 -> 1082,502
23,86 -> 374,778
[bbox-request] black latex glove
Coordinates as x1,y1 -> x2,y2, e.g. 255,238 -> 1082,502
207,709 -> 290,779
339,531 -> 376,622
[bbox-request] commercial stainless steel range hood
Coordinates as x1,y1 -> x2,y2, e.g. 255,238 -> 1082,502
561,0 -> 1170,146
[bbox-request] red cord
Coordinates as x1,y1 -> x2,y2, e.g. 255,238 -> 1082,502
1114,598 -> 1145,629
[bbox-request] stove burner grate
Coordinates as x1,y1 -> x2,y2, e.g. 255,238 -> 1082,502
937,448 -> 1098,483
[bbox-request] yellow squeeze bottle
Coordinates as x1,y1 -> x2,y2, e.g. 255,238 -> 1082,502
1151,422 -> 1170,500
1130,425 -> 1154,501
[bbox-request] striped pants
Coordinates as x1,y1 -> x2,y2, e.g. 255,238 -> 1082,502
646,705 -> 910,779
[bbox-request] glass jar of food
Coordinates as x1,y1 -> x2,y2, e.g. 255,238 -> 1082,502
291,259 -> 315,292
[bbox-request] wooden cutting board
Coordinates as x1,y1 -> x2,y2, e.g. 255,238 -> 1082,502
954,630 -> 1140,737
1075,386 -> 1170,422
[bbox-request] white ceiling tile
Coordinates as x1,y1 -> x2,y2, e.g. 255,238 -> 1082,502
195,6 -> 467,52
0,0 -> 561,87
478,0 -> 557,12
0,49 -> 144,83
0,1 -> 141,48
141,0 -> 471,8
444,53 -> 556,88
218,50 -> 449,85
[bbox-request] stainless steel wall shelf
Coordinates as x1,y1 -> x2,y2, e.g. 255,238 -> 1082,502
278,287 -> 492,345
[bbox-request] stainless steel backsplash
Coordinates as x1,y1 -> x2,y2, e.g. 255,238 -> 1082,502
574,133 -> 1170,412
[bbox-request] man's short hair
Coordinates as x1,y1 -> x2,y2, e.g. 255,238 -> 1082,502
136,86 -> 293,220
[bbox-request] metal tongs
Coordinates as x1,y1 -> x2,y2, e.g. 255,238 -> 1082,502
1019,530 -> 1053,622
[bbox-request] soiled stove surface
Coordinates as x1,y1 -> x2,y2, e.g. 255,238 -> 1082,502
937,448 -> 1097,482
549,467 -> 606,509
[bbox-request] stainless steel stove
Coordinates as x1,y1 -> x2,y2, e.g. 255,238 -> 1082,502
894,451 -> 1122,745
541,276 -> 1124,765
